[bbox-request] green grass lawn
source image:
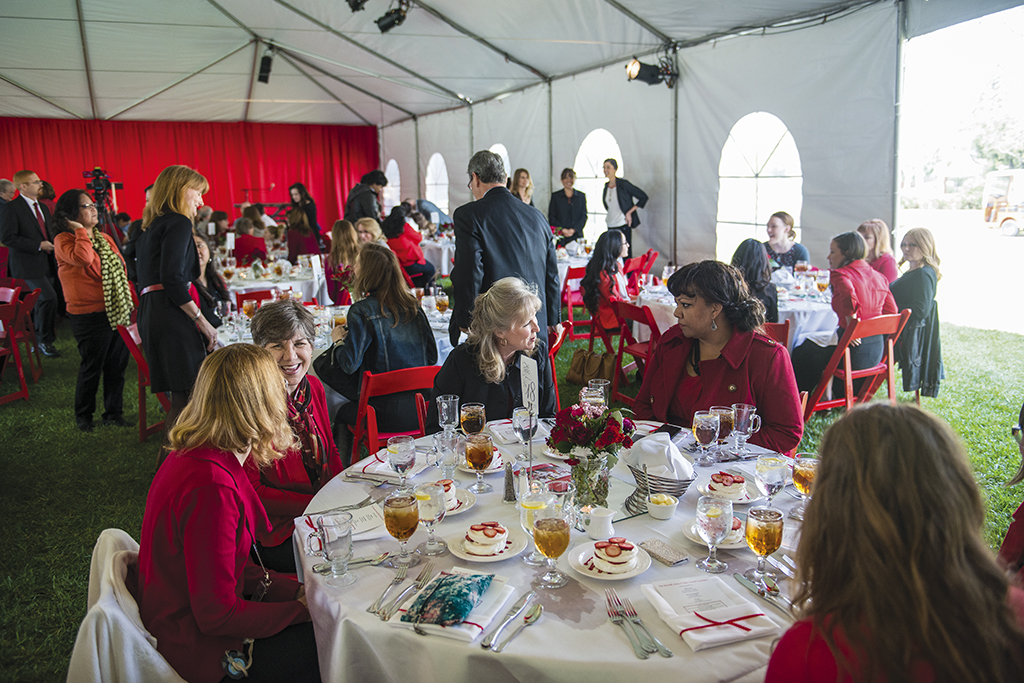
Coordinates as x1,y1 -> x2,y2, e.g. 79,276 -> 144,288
0,318 -> 1021,681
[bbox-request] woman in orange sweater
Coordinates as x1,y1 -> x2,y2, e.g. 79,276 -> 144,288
53,189 -> 134,431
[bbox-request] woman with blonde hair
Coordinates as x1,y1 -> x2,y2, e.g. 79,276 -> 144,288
766,403 -> 1024,683
511,168 -> 535,206
763,210 -> 810,270
325,219 -> 359,305
857,218 -> 898,283
136,164 -> 218,431
354,216 -> 385,244
426,277 -> 555,431
889,227 -> 944,397
138,345 -> 321,683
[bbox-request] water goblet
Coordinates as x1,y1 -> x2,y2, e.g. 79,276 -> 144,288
304,512 -> 354,587
789,453 -> 818,521
386,435 -> 416,491
692,411 -> 720,467
436,394 -> 460,434
460,402 -> 486,435
579,387 -> 605,410
743,506 -> 784,584
588,378 -> 611,405
533,495 -> 572,589
695,495 -> 733,574
414,483 -> 448,556
730,403 -> 762,457
383,491 -> 422,568
464,433 -> 494,494
519,490 -> 553,566
754,453 -> 788,507
225,256 -> 237,271
815,271 -> 830,301
433,431 -> 462,487
545,479 -> 576,529
512,406 -> 537,463
710,405 -> 735,459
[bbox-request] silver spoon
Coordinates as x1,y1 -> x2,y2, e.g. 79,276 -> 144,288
760,575 -> 794,611
492,603 -> 542,653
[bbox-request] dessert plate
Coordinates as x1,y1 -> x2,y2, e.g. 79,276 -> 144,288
543,447 -> 571,461
447,529 -> 528,563
695,480 -> 764,505
681,517 -> 748,550
567,541 -> 652,581
456,450 -> 505,475
444,489 -> 476,516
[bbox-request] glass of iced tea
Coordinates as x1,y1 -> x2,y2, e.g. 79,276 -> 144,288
743,506 -> 784,583
692,410 -> 720,467
383,491 -> 422,567
460,402 -> 485,435
464,433 -> 494,494
710,405 -> 735,457
222,267 -> 235,282
435,292 -> 449,314
815,271 -> 830,301
242,299 -> 257,320
532,494 -> 571,589
273,261 -> 285,280
789,453 -> 818,521
333,307 -> 348,328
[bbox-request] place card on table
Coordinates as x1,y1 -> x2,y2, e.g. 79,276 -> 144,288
641,576 -> 781,652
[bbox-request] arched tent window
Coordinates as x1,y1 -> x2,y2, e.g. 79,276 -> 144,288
489,143 -> 512,180
573,129 -> 624,241
382,159 -> 401,215
715,112 -> 803,261
425,153 -> 449,215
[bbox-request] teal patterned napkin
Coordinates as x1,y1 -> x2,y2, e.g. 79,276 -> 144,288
401,572 -> 495,627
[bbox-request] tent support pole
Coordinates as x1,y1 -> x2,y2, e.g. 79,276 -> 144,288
242,39 -> 260,122
0,73 -> 83,119
892,0 -> 907,239
415,118 -> 422,199
671,55 -> 679,265
469,106 -> 474,160
548,82 -> 554,204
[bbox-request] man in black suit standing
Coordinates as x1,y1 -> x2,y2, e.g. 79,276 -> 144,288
450,150 -> 560,346
0,169 -> 60,356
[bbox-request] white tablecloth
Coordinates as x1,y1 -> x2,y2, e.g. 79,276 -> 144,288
421,239 -> 456,277
229,272 -> 332,306
296,429 -> 801,683
557,256 -> 591,293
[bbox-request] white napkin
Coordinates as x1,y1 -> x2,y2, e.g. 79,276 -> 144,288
642,577 -> 780,652
389,568 -> 514,642
353,449 -> 431,482
488,419 -> 551,446
614,432 -> 694,481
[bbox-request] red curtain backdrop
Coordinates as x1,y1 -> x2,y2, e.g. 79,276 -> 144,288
0,117 -> 378,226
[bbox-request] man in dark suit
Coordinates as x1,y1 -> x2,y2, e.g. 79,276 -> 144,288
450,150 -> 561,345
0,170 -> 60,356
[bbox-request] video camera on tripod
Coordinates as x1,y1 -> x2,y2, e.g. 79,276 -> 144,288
82,167 -> 125,246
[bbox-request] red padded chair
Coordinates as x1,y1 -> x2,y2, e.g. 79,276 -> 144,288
610,301 -> 662,404
0,302 -> 30,405
762,320 -> 790,347
10,288 -> 43,383
117,323 -> 173,442
547,321 -> 572,411
560,266 -> 590,341
234,289 -> 276,311
802,310 -> 911,423
349,366 -> 441,464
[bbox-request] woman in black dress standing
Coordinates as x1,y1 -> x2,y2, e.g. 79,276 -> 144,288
289,182 -> 319,236
136,165 -> 218,436
602,158 -> 648,258
548,167 -> 587,248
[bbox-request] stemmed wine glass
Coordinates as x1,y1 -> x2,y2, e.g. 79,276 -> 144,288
519,489 -> 552,566
743,506 -> 784,584
414,482 -> 448,556
730,403 -> 761,458
386,435 -> 416,491
695,495 -> 732,574
754,453 -> 788,507
512,406 -> 537,464
789,453 -> 818,521
382,490 -> 421,568
216,300 -> 236,342
463,433 -> 494,494
532,493 -> 571,589
692,411 -> 720,467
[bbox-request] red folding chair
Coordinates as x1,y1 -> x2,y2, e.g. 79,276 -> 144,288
762,320 -> 790,346
117,323 -> 173,442
0,286 -> 22,304
0,277 -> 29,291
10,288 -> 43,383
234,289 -> 276,311
802,310 -> 912,423
622,256 -> 645,297
560,266 -> 590,341
547,321 -> 572,411
0,302 -> 30,405
349,366 -> 441,464
611,301 -> 662,404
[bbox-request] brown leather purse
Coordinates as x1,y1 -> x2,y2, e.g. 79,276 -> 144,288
565,348 -> 616,384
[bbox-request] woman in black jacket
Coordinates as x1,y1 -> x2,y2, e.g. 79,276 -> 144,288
289,182 -> 319,235
602,158 -> 648,258
548,167 -> 587,248
344,170 -> 387,223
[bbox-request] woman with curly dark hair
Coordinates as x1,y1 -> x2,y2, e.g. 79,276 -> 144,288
632,260 -> 802,453
580,228 -> 630,340
730,238 -> 777,323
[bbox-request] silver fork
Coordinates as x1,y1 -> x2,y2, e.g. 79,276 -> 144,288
621,596 -> 673,658
367,565 -> 407,614
607,590 -> 657,655
380,561 -> 434,620
605,590 -> 649,659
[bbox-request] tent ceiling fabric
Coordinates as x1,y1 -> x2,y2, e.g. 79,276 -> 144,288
2,0 -> 1014,126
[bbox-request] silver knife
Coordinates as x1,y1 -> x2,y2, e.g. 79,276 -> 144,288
766,555 -> 795,579
481,591 -> 536,649
733,573 -> 793,616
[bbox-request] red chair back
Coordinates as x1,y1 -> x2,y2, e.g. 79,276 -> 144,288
610,301 -> 662,403
0,286 -> 20,304
234,289 -> 276,311
547,321 -> 572,411
762,321 -> 790,346
349,365 -> 441,463
561,266 -> 590,341
0,277 -> 29,291
0,302 -> 30,405
10,288 -> 43,382
118,323 -> 173,442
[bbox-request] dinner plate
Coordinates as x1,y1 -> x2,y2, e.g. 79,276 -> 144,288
456,449 -> 505,475
695,480 -> 764,505
444,489 -> 476,516
680,517 -> 748,550
567,541 -> 652,581
446,529 -> 528,562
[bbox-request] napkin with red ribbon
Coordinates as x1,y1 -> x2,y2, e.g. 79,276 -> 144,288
641,576 -> 780,651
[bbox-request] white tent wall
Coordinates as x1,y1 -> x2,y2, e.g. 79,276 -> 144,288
380,118 -> 418,200
471,85 -> 552,201
907,0 -> 1023,38
415,107 -> 472,212
676,1 -> 898,267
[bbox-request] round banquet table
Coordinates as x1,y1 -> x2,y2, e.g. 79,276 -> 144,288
293,424 -> 803,683
229,270 -> 332,306
421,239 -> 456,277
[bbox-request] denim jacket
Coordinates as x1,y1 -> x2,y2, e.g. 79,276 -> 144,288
315,296 -> 437,401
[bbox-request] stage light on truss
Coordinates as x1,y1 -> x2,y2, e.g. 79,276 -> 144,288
257,53 -> 273,84
625,57 -> 679,88
346,0 -> 368,11
377,0 -> 410,33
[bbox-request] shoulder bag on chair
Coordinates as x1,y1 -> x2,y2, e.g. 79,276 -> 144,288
565,348 -> 616,384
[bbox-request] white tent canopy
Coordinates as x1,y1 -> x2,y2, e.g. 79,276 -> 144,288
2,0 -> 1019,262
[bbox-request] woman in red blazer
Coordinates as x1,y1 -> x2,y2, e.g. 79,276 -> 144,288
138,344 -> 320,683
632,260 -> 803,454
792,231 -> 898,393
382,205 -> 435,288
766,404 -> 1024,683
248,299 -> 343,573
580,228 -> 631,337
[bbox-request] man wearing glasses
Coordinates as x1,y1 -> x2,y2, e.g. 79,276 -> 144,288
0,169 -> 61,356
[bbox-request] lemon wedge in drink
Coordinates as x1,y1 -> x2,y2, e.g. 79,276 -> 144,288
704,506 -> 723,518
415,491 -> 431,502
521,500 -> 547,510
